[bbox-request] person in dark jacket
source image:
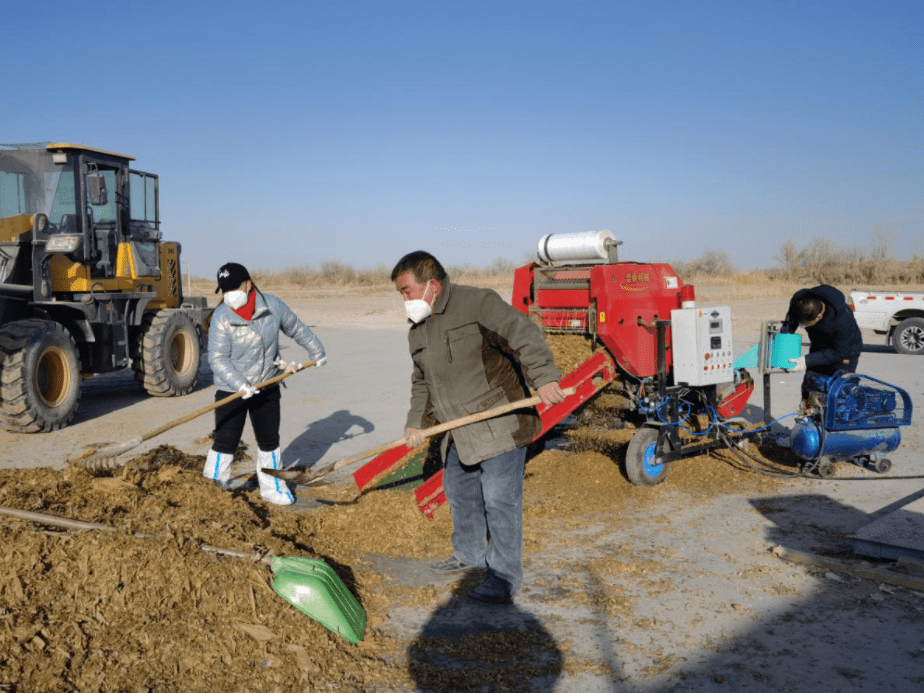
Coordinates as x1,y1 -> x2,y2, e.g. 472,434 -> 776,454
781,284 -> 862,397
393,250 -> 565,604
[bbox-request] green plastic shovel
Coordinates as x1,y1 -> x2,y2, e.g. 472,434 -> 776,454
270,556 -> 366,644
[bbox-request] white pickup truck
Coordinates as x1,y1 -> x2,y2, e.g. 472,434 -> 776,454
849,289 -> 924,355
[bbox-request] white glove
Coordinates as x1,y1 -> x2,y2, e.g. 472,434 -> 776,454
273,356 -> 300,374
788,356 -> 806,372
315,355 -> 328,368
239,384 -> 259,399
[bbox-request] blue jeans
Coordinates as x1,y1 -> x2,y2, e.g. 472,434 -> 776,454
442,441 -> 526,595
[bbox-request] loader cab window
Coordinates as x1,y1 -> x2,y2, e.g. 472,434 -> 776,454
0,169 -> 76,228
88,169 -> 117,225
86,168 -> 119,277
48,171 -> 77,228
129,171 -> 158,237
126,170 -> 160,276
0,171 -> 26,217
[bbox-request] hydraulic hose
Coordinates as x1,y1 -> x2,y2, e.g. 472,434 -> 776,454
717,425 -> 924,481
636,388 -> 923,482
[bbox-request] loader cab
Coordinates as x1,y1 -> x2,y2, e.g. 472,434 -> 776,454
0,143 -> 162,287
42,144 -> 162,282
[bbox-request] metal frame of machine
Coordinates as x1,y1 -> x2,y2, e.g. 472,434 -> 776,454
510,231 -> 756,488
352,231 -> 913,517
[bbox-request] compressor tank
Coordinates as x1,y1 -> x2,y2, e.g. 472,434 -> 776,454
789,417 -> 902,462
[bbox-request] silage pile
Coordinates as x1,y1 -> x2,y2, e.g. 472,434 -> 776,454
0,335 -> 799,692
0,447 -> 437,693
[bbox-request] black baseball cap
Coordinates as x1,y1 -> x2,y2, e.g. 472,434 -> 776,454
215,262 -> 251,293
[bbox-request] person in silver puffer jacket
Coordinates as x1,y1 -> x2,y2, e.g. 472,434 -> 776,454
203,262 -> 326,504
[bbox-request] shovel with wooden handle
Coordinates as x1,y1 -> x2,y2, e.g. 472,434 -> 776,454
0,504 -> 366,644
78,361 -> 318,470
262,386 -> 576,486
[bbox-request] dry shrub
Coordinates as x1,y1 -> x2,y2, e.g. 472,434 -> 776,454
447,257 -> 519,280
188,241 -> 923,299
774,237 -> 924,285
671,238 -> 923,289
193,258 -> 521,293
670,250 -> 736,278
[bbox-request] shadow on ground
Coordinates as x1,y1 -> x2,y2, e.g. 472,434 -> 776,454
284,409 -> 375,469
75,361 -> 214,423
635,493 -> 924,692
407,571 -> 563,693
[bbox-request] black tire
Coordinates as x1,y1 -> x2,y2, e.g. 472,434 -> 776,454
873,458 -> 892,474
625,427 -> 669,486
891,317 -> 924,355
0,319 -> 81,432
132,310 -> 201,396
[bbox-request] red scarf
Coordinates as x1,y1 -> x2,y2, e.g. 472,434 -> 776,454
232,290 -> 257,321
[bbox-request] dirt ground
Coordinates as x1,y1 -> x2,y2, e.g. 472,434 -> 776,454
1,280 -> 923,693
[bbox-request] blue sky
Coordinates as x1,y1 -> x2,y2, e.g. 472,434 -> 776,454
5,0 -> 922,277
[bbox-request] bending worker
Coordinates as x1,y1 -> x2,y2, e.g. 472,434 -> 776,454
204,262 -> 327,505
393,250 -> 566,605
781,284 -> 862,396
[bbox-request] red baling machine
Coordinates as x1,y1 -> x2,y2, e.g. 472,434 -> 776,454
355,231 -> 755,516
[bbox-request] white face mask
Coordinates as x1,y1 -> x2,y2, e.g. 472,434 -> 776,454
404,282 -> 433,324
223,289 -> 248,310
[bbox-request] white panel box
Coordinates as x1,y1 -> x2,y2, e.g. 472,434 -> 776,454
670,306 -> 735,386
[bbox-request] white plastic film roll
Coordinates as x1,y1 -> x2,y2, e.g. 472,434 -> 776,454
537,230 -> 617,264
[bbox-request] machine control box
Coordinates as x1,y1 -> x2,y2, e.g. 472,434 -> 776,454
670,306 -> 735,386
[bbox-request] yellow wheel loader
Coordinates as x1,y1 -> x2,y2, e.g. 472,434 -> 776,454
0,143 -> 212,432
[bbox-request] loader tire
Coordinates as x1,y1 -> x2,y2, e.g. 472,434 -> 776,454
0,320 -> 81,432
132,310 -> 201,396
891,317 -> 924,355
624,427 -> 669,486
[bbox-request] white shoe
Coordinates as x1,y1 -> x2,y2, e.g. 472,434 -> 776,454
203,449 -> 232,487
257,448 -> 294,505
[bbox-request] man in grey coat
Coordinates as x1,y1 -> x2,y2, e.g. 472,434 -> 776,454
393,250 -> 565,604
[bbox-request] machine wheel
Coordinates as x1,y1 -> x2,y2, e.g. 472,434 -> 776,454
0,320 -> 81,432
817,460 -> 836,478
873,458 -> 892,474
625,428 -> 669,486
892,317 -> 924,355
132,310 -> 201,396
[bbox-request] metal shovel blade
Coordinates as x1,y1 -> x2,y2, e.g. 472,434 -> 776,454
270,555 -> 366,644
79,436 -> 144,470
260,467 -> 330,485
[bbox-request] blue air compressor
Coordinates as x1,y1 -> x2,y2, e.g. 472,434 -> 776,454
784,371 -> 913,477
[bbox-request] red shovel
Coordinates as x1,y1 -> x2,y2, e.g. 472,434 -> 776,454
261,388 -> 576,487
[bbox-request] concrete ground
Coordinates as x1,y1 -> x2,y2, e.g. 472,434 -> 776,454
1,294 -> 923,692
